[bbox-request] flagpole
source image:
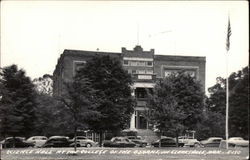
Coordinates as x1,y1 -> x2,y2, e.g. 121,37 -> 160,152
225,15 -> 231,149
226,49 -> 229,149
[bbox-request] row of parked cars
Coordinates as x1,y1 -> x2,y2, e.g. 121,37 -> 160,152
1,136 -> 248,148
0,136 -> 98,148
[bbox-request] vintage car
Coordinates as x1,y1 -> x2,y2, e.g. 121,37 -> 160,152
102,137 -> 136,148
126,136 -> 148,147
200,137 -> 223,147
26,136 -> 48,147
152,137 -> 185,147
227,137 -> 249,147
1,137 -> 35,148
178,136 -> 201,147
69,136 -> 98,148
42,136 -> 71,148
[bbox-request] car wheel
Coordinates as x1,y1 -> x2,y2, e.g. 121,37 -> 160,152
86,143 -> 92,148
141,143 -> 147,147
194,143 -> 201,148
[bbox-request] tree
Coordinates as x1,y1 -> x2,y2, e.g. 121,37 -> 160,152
77,55 -> 135,144
33,74 -> 53,95
202,66 -> 248,139
228,66 -> 248,139
206,77 -> 226,115
0,65 -> 37,141
56,75 -> 100,151
147,71 -> 205,146
33,93 -> 60,137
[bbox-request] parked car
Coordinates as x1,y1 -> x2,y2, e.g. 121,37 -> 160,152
42,136 -> 71,148
126,136 -> 148,147
227,137 -> 249,147
178,136 -> 201,147
152,137 -> 185,147
200,137 -> 223,147
102,137 -> 136,148
69,136 -> 98,148
1,137 -> 35,148
26,136 -> 48,147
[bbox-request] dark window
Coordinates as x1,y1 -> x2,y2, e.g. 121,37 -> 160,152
147,61 -> 153,66
123,60 -> 129,65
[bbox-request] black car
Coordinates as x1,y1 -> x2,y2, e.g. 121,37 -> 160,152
152,137 -> 185,147
1,137 -> 35,148
42,136 -> 71,148
103,137 -> 136,148
127,136 -> 148,147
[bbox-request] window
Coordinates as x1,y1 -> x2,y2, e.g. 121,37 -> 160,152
73,61 -> 86,76
137,61 -> 146,66
130,61 -> 137,66
147,61 -> 153,66
137,70 -> 145,74
164,70 -> 178,77
146,70 -> 153,74
126,70 -> 132,74
123,60 -> 129,66
132,70 -> 136,74
185,71 -> 196,77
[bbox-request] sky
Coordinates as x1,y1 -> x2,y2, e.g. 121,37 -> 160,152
0,1 -> 249,93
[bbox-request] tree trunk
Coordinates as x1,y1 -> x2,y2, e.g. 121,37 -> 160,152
74,126 -> 77,152
159,130 -> 162,148
175,130 -> 179,147
13,136 -> 16,148
99,131 -> 103,147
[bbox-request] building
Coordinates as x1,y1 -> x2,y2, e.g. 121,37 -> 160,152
53,45 -> 206,133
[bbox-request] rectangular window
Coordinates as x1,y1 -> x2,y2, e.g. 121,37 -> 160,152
130,61 -> 137,66
132,70 -> 136,74
137,70 -> 145,74
73,61 -> 86,76
123,60 -> 129,66
138,75 -> 152,80
147,61 -> 153,66
146,70 -> 153,74
137,61 -> 146,66
185,71 -> 196,77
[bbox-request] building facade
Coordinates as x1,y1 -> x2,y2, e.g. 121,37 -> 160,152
53,45 -> 206,131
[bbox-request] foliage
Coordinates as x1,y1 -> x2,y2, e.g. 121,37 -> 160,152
201,66 -> 248,139
147,71 -> 205,144
77,55 -> 135,134
0,65 -> 37,138
206,77 -> 226,115
33,94 -> 61,136
196,109 -> 225,140
32,74 -> 53,95
228,66 -> 248,139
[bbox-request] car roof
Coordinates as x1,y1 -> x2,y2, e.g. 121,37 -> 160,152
208,137 -> 223,139
5,137 -> 25,140
112,137 -> 128,139
49,136 -> 68,139
29,136 -> 47,138
229,137 -> 243,139
161,137 -> 174,139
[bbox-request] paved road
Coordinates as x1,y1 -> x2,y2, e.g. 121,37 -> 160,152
1,147 -> 249,160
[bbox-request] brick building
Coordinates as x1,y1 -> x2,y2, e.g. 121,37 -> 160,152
53,45 -> 206,133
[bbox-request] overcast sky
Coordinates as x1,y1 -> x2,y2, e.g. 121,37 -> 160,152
0,1 -> 249,93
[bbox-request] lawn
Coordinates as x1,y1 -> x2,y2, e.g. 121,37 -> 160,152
1,147 -> 249,160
